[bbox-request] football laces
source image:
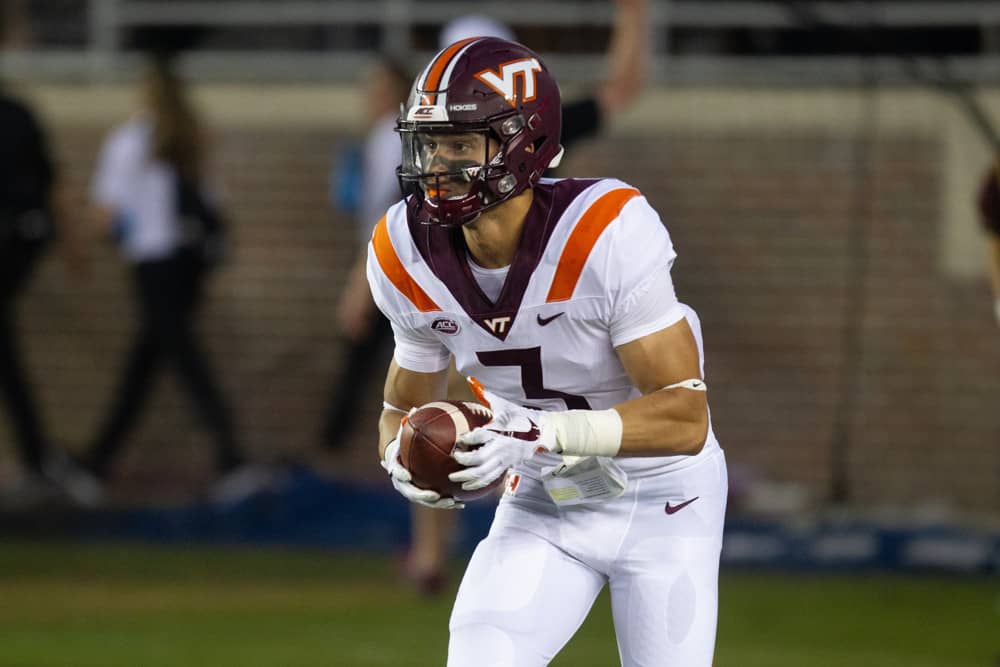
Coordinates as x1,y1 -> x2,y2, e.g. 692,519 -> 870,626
464,402 -> 493,418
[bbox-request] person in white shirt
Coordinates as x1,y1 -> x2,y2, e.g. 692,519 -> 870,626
86,56 -> 259,500
371,38 -> 725,666
322,57 -> 413,454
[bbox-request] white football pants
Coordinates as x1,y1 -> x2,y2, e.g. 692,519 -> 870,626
448,449 -> 727,667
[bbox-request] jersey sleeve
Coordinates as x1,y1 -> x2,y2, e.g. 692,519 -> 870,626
365,233 -> 451,374
601,194 -> 686,347
386,319 -> 451,373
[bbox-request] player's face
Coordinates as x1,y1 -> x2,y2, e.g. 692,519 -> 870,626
415,132 -> 494,199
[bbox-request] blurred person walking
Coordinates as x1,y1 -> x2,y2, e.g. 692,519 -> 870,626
84,55 -> 262,501
0,12 -> 98,506
322,56 -> 413,451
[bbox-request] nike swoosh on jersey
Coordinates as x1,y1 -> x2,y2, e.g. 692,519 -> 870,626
536,312 -> 565,326
664,497 -> 699,515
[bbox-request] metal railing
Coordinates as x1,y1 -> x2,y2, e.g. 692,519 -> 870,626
3,0 -> 1000,84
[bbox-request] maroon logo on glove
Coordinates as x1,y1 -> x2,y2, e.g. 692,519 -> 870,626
490,423 -> 541,442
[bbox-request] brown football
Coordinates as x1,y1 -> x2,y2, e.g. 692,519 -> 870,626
397,400 -> 496,501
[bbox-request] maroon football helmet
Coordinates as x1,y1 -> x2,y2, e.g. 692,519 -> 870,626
396,37 -> 564,227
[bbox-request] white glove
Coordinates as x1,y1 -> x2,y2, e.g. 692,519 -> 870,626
381,426 -> 464,509
449,388 -> 557,492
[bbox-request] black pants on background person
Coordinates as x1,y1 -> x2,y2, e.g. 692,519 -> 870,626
0,236 -> 50,473
321,312 -> 392,449
87,248 -> 242,479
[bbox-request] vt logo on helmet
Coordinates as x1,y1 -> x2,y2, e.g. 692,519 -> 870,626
396,37 -> 564,227
475,58 -> 543,104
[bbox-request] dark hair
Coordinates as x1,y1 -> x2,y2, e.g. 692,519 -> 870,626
145,56 -> 202,181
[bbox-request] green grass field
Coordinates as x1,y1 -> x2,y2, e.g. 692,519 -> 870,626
0,542 -> 995,666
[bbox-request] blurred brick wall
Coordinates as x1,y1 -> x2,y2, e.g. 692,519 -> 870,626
3,103 -> 999,512
567,131 -> 1000,515
9,125 -> 367,493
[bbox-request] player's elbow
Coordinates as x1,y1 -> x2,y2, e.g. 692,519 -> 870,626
677,409 -> 709,456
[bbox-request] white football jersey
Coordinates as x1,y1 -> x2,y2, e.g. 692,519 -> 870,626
367,177 -> 721,477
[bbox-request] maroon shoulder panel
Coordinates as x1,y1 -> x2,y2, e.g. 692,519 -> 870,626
407,179 -> 599,340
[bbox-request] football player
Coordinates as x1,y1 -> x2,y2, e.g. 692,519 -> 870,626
401,0 -> 651,596
369,38 -> 726,666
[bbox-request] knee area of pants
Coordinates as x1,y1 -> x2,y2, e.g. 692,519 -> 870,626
448,623 -> 516,667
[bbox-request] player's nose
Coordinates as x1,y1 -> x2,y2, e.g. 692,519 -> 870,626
428,154 -> 450,174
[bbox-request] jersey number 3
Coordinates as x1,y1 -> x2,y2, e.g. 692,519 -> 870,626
477,347 -> 591,410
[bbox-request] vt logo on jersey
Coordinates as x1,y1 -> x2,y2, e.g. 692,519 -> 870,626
483,316 -> 512,334
475,58 -> 543,105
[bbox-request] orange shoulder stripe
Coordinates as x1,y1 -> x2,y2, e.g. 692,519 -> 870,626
371,216 -> 441,312
546,188 -> 641,303
421,37 -> 479,105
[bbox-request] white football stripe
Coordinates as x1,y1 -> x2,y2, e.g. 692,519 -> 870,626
423,401 -> 470,437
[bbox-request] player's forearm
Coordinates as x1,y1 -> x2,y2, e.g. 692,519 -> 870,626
599,0 -> 648,116
614,386 -> 708,456
379,360 -> 449,457
378,407 -> 406,459
539,386 -> 707,460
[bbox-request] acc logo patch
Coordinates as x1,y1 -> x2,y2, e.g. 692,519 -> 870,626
431,318 -> 460,335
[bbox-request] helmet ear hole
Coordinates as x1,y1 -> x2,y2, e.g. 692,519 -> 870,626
500,116 -> 524,136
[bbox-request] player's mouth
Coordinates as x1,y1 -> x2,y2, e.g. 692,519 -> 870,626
426,183 -> 470,200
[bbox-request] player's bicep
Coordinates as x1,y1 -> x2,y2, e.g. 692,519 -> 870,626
616,317 -> 702,395
614,318 -> 709,455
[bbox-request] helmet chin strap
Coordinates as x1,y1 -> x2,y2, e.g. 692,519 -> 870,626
547,145 -> 565,169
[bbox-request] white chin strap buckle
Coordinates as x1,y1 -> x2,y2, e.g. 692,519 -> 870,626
547,145 -> 565,169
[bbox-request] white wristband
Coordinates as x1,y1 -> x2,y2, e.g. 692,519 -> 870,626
382,401 -> 409,414
540,409 -> 623,458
